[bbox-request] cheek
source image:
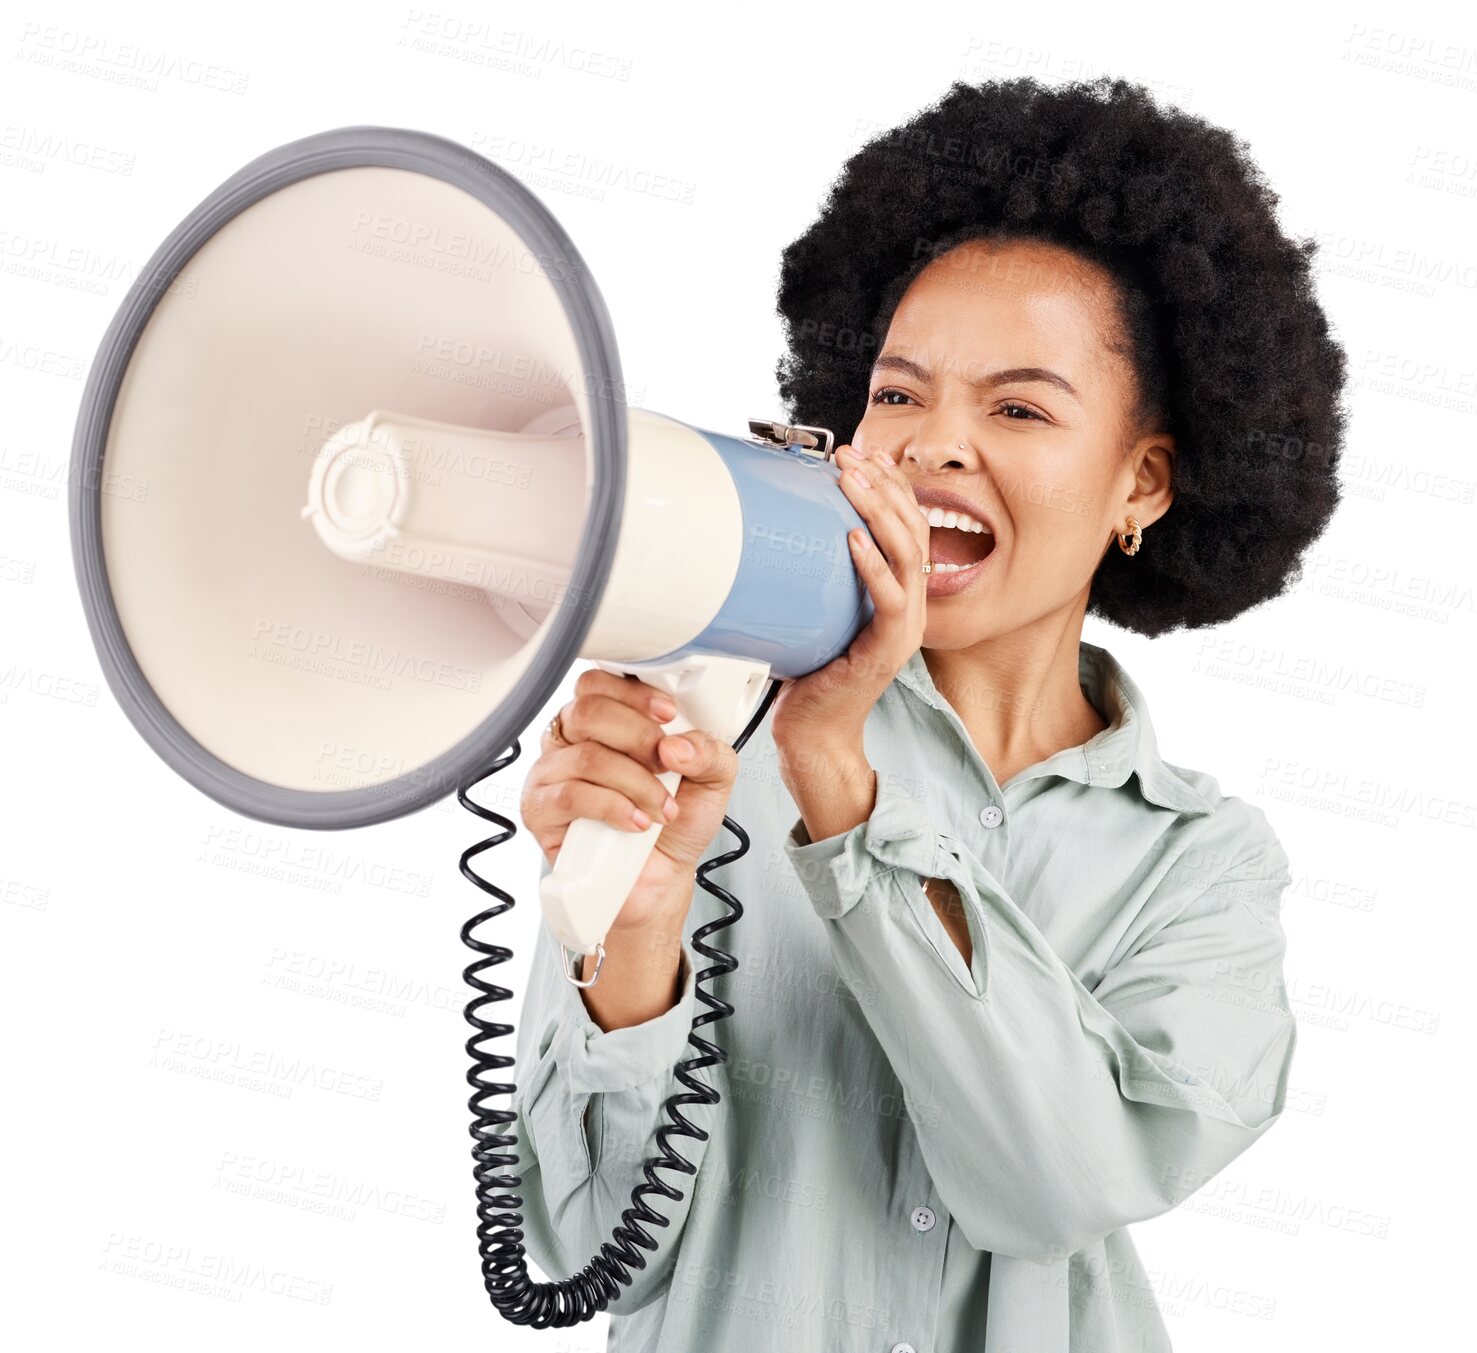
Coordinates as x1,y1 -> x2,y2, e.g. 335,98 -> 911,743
1004,484 -> 1107,573
849,410 -> 894,454
1009,458 -> 1109,539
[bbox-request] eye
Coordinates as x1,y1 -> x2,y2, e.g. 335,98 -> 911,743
870,387 -> 1049,422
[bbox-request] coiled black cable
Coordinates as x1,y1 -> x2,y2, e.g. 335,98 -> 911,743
457,676 -> 783,1328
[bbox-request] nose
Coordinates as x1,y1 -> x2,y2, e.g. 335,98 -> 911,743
893,419 -> 984,475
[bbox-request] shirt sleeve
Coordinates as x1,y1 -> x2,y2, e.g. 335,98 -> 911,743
782,779 -> 1298,1264
507,852 -> 716,1313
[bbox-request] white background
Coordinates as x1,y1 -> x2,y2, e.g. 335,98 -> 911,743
3,1 -> 1473,1349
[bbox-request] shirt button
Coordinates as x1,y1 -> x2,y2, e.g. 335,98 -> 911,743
978,804 -> 1003,828
910,1205 -> 936,1232
891,1345 -> 918,1353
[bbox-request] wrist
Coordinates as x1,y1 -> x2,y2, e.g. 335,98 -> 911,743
608,869 -> 694,937
581,898 -> 688,1000
579,924 -> 685,1030
776,732 -> 869,792
778,742 -> 877,848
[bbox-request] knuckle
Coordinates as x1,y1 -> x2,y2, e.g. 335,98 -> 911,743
574,668 -> 600,696
568,695 -> 596,731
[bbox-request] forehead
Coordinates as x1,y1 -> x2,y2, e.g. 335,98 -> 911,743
884,239 -> 1120,377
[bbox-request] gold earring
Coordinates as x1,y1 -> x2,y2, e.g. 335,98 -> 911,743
1117,516 -> 1142,556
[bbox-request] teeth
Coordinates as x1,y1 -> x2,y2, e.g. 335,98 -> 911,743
930,561 -> 976,574
918,504 -> 990,534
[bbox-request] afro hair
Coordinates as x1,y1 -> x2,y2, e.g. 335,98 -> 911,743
775,76 -> 1348,636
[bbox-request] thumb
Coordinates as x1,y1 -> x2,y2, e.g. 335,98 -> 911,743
658,727 -> 739,789
651,727 -> 740,868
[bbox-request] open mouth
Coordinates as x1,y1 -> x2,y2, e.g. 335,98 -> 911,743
927,522 -> 996,574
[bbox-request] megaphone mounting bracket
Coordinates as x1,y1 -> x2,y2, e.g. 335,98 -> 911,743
746,418 -> 836,462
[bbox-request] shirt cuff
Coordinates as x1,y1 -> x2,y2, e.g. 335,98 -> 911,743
783,778 -> 944,920
548,931 -> 702,1096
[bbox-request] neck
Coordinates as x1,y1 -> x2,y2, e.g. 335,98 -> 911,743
921,611 -> 1108,788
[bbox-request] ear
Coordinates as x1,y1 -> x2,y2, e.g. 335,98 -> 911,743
1120,432 -> 1176,531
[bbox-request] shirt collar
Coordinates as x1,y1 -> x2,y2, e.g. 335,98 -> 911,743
893,640 -> 1214,817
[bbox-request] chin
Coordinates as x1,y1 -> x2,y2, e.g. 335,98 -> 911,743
921,614 -> 1003,650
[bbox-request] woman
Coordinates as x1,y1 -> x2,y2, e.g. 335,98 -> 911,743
512,75 -> 1346,1351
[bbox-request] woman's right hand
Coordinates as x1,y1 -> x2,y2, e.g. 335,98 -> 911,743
521,668 -> 742,933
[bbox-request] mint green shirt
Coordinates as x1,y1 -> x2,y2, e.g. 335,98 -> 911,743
512,640 -> 1296,1351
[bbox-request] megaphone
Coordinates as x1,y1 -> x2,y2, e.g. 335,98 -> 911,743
69,126 -> 873,1327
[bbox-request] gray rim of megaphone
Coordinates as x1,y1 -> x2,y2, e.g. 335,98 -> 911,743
69,126 -> 627,830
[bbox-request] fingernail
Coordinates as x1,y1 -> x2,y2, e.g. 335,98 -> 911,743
663,795 -> 680,820
668,735 -> 694,760
631,807 -> 652,828
849,468 -> 871,489
651,696 -> 677,720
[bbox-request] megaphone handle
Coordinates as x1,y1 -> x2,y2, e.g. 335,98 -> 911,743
540,708 -> 693,965
538,654 -> 772,965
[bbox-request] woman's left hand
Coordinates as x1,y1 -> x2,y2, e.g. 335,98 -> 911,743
770,443 -> 930,756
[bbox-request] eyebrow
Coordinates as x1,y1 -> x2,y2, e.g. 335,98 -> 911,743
871,352 -> 1080,402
